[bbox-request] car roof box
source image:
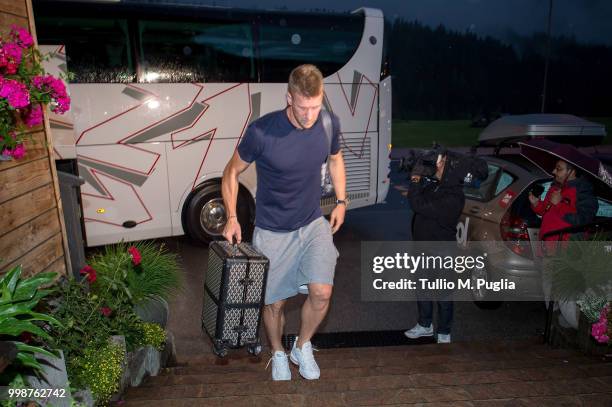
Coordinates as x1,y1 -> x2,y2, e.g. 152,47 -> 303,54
478,114 -> 606,147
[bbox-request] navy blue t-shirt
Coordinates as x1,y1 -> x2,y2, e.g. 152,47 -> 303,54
237,109 -> 341,232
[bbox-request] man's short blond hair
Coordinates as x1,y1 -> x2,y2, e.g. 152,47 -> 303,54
288,64 -> 323,97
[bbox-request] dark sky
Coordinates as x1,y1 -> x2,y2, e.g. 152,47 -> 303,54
203,0 -> 612,46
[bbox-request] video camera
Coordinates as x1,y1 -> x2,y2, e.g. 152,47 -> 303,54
399,144 -> 489,186
399,144 -> 446,178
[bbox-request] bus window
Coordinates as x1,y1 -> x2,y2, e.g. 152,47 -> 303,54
36,17 -> 134,83
138,20 -> 256,83
258,14 -> 362,82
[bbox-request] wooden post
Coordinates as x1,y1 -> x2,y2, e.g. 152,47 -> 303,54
0,0 -> 70,277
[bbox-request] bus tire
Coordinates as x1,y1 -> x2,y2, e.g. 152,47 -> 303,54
184,183 -> 254,245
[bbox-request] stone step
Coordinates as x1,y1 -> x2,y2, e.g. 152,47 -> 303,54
171,341 -> 584,366
164,349 -> 596,377
121,338 -> 612,406
122,374 -> 612,405
141,362 -> 612,388
174,338 -> 557,365
123,393 -> 612,407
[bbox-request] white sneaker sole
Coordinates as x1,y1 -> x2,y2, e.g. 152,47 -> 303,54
290,353 -> 320,380
404,330 -> 434,339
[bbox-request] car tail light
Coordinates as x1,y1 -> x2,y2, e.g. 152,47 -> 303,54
500,211 -> 532,258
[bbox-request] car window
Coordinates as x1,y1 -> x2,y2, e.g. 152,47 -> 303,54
598,199 -> 612,218
495,171 -> 515,196
463,164 -> 499,201
539,181 -> 552,200
464,164 -> 515,201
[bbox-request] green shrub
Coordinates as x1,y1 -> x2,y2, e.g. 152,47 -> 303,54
0,265 -> 62,385
47,278 -> 112,360
549,234 -> 611,302
88,241 -> 181,306
71,342 -> 124,406
48,276 -> 149,360
136,322 -> 166,351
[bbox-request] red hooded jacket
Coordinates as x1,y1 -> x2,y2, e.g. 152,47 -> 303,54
532,177 -> 598,242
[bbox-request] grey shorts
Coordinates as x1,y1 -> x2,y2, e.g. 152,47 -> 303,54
252,216 -> 339,305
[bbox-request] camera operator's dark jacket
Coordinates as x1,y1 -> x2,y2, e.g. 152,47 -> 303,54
409,176 -> 464,242
409,153 -> 487,242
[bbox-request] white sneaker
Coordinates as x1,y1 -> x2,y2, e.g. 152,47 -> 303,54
289,338 -> 320,380
267,351 -> 291,381
437,334 -> 451,344
404,323 -> 433,339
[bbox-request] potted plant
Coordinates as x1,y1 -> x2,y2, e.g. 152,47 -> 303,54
547,235 -> 612,353
46,243 -> 178,405
88,241 -> 181,327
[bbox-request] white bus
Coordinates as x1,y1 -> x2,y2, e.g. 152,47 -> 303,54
34,0 -> 392,246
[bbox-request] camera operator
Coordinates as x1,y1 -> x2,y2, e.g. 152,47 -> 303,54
404,148 -> 487,343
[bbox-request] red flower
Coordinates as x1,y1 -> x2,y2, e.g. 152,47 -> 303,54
79,265 -> 97,284
127,246 -> 142,266
100,307 -> 112,317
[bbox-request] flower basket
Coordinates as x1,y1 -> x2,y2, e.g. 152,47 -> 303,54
1,25 -> 70,160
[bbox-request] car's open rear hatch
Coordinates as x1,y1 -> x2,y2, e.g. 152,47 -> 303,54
478,114 -> 606,147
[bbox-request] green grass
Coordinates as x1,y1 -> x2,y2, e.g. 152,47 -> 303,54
587,117 -> 612,145
392,117 -> 612,148
392,120 -> 480,148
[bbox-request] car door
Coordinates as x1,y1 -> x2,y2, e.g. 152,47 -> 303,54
458,163 -> 506,246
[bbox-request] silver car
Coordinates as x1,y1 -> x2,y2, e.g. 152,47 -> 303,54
458,114 -> 612,308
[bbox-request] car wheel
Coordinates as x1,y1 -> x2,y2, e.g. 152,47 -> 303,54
184,183 -> 254,245
471,261 -> 503,310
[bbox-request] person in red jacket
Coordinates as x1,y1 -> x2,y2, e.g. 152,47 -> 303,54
529,159 -> 598,324
529,159 -> 598,244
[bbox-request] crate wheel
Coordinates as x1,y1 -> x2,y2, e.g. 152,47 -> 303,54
247,343 -> 262,356
213,344 -> 228,358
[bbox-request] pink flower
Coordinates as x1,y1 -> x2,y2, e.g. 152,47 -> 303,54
79,265 -> 97,284
100,307 -> 113,317
0,43 -> 23,74
0,78 -> 30,108
10,143 -> 25,159
1,142 -> 25,159
10,25 -> 34,49
32,75 -> 70,114
128,246 -> 142,266
592,319 -> 610,344
23,104 -> 43,127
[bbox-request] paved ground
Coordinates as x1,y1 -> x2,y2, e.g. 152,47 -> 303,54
164,161 -> 547,358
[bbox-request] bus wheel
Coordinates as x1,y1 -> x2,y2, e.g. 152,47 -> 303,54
185,183 -> 253,245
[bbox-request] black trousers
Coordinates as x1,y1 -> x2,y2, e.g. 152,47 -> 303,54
417,300 -> 454,335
